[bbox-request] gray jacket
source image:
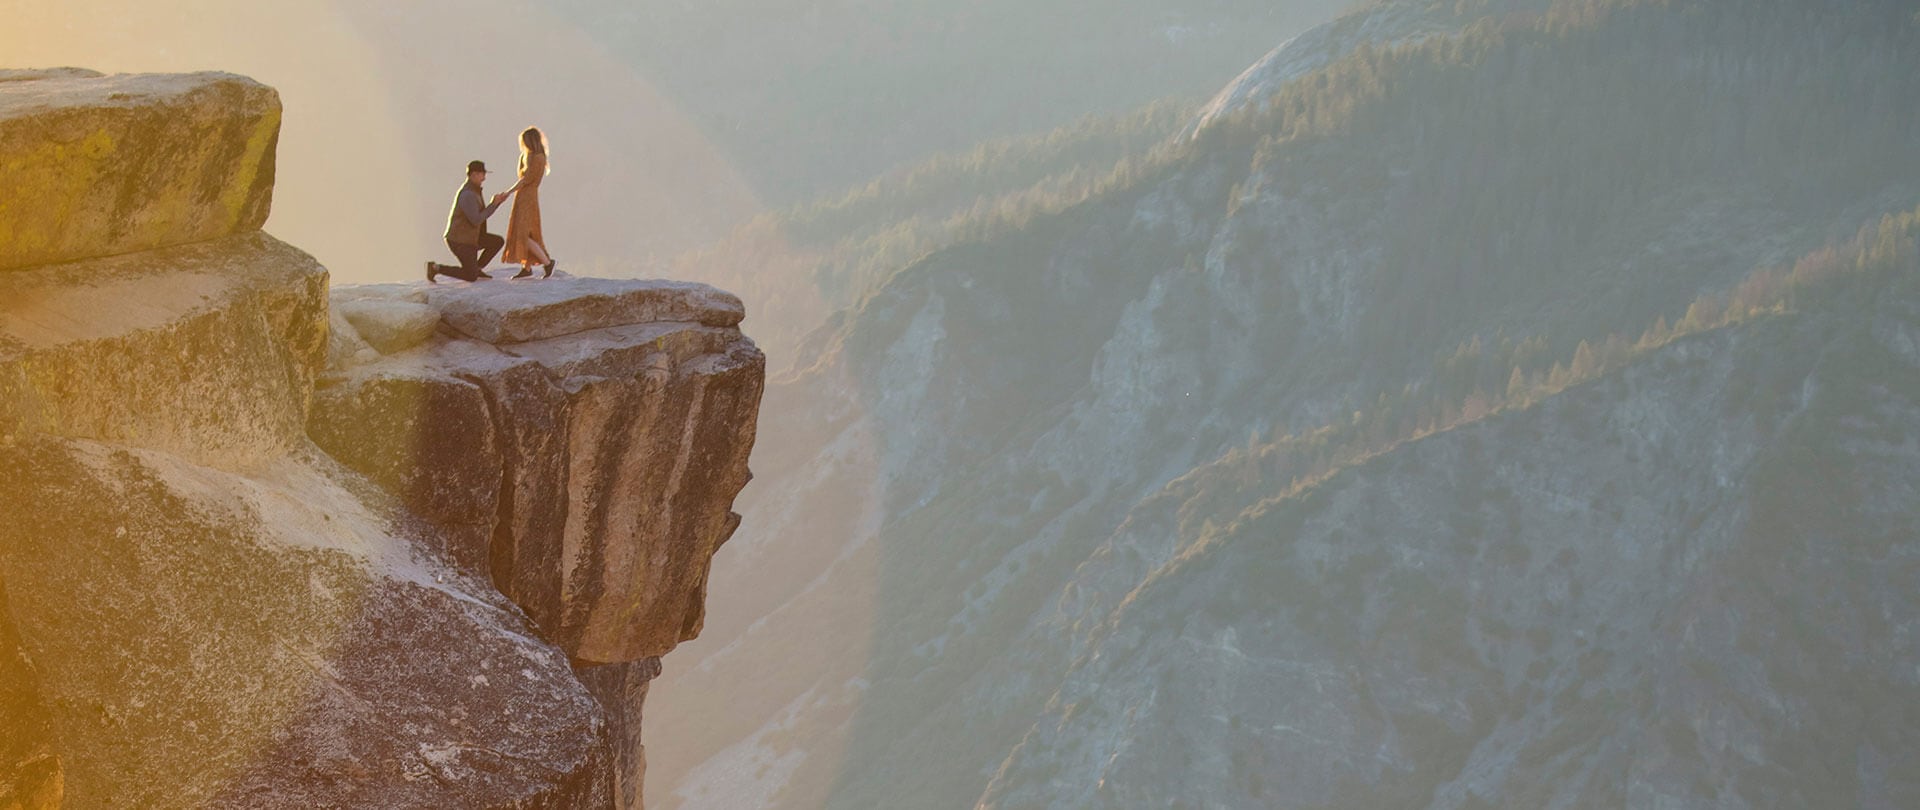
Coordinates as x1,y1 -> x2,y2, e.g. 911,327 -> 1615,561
444,181 -> 504,244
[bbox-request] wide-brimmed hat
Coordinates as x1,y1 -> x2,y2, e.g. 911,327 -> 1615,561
467,159 -> 489,174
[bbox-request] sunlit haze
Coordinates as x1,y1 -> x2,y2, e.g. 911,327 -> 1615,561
4,0 -> 763,284
7,1 -> 1917,808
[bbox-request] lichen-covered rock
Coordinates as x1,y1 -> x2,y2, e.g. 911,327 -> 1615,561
0,71 -> 280,271
311,279 -> 766,664
0,232 -> 327,469
0,438 -> 612,809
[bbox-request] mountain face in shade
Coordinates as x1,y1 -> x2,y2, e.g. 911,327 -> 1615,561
645,1 -> 1920,807
982,280 -> 1920,808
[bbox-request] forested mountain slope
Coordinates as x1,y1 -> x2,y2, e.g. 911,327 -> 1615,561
647,1 -> 1920,807
985,209 -> 1920,809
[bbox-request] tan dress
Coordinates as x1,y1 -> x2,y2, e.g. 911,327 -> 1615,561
503,152 -> 547,264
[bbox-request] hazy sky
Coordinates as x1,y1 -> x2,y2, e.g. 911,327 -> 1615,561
3,0 -> 765,285
4,0 -> 1328,287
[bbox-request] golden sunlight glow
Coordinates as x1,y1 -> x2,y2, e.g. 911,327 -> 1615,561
3,0 -> 766,284
4,6 -> 858,806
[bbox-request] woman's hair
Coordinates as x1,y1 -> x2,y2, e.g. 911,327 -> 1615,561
519,126 -> 551,175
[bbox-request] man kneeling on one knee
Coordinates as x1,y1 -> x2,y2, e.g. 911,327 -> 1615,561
429,159 -> 512,283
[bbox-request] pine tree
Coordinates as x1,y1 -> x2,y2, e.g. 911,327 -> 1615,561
1547,360 -> 1571,391
1569,340 -> 1598,380
1506,365 -> 1530,405
1638,315 -> 1671,349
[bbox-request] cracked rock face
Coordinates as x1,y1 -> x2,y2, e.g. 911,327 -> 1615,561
0,70 -> 281,272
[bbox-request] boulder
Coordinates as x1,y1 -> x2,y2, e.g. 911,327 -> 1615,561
326,306 -> 380,370
335,285 -> 429,306
0,232 -> 328,469
336,297 -> 442,354
0,438 -> 612,809
0,71 -> 280,271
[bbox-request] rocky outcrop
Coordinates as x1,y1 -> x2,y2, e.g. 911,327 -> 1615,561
0,68 -> 762,809
0,70 -> 280,271
310,277 -> 764,807
0,232 -> 616,805
0,258 -> 617,806
312,278 -> 764,665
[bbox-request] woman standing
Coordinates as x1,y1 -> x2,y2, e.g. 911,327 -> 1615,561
503,126 -> 557,279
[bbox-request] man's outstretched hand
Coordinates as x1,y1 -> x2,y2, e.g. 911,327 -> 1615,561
491,191 -> 510,205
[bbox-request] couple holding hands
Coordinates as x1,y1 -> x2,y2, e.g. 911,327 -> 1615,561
430,126 -> 558,282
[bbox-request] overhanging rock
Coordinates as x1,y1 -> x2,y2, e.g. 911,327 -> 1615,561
312,277 -> 765,664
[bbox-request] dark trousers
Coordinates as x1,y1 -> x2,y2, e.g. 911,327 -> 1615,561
436,234 -> 505,281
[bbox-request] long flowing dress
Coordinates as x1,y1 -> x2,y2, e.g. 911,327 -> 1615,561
503,152 -> 547,264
